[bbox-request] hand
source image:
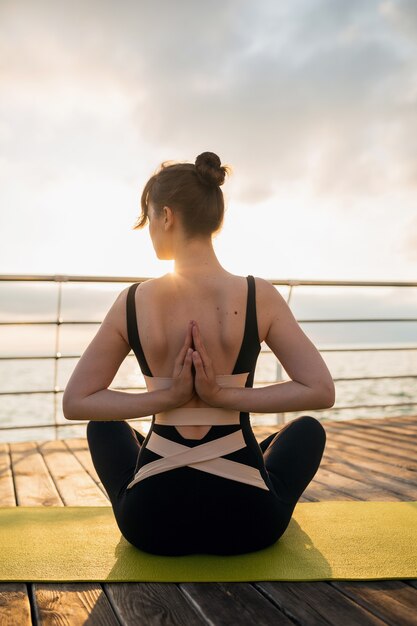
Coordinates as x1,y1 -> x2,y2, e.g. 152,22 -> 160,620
168,321 -> 195,407
191,320 -> 223,407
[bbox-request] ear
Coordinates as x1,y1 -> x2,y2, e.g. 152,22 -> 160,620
163,205 -> 175,229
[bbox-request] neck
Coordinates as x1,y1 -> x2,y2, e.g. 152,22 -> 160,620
172,236 -> 226,279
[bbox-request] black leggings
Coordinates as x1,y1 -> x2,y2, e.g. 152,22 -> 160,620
87,415 -> 326,555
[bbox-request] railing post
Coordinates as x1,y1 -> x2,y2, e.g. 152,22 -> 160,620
52,278 -> 64,441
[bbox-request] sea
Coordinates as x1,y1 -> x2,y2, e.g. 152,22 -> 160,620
0,279 -> 416,443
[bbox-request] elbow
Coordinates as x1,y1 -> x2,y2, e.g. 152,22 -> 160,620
320,382 -> 336,409
62,392 -> 78,421
62,406 -> 76,421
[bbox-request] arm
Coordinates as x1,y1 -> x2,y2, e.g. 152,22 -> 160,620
64,388 -> 179,422
193,278 -> 336,414
62,288 -> 194,421
212,379 -> 334,414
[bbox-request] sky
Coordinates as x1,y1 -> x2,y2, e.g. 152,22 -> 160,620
0,0 -> 416,281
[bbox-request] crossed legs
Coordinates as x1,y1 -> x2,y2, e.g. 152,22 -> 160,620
87,415 -> 326,509
259,415 -> 327,504
86,421 -> 145,505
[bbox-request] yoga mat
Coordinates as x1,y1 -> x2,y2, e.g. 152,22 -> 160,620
1,502 -> 416,582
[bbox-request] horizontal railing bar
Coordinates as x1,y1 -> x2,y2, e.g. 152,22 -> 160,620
324,401 -> 417,410
1,317 -> 417,326
0,423 -> 75,431
1,274 -> 417,287
329,374 -> 417,381
318,346 -> 417,352
299,318 -> 417,323
1,373 -> 417,397
1,346 -> 417,362
279,374 -> 417,382
0,274 -> 150,284
0,388 -> 144,396
0,420 -> 144,431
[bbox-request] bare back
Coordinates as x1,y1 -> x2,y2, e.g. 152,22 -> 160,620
122,271 -> 270,439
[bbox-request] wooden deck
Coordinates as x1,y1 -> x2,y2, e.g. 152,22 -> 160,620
1,415 -> 417,625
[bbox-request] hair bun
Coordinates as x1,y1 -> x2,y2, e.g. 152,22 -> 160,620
195,151 -> 227,187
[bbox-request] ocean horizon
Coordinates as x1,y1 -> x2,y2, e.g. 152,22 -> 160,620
1,279 -> 416,442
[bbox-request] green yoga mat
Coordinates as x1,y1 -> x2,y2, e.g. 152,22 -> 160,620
1,502 -> 416,582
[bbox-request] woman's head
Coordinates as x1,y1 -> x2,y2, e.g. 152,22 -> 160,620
133,152 -> 232,242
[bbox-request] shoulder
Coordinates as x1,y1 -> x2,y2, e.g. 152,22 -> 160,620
251,275 -> 271,291
250,276 -> 289,332
251,275 -> 284,303
119,274 -> 174,310
119,277 -> 159,300
115,278 -> 159,343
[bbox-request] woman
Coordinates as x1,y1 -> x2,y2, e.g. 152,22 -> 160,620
62,151 -> 335,556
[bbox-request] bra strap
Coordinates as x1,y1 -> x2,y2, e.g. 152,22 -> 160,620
247,275 -> 260,344
126,282 -> 152,376
232,275 -> 260,382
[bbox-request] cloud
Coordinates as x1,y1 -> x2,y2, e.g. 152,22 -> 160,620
379,0 -> 417,40
0,0 -> 416,210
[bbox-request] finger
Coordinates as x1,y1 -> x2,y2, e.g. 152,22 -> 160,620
185,321 -> 193,347
191,322 -> 203,350
192,326 -> 216,382
192,323 -> 211,363
174,323 -> 194,367
192,350 -> 207,377
181,322 -> 193,353
186,347 -> 193,364
174,349 -> 187,371
180,348 -> 193,374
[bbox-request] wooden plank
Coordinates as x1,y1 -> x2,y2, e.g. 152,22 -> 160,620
0,583 -> 32,626
322,431 -> 417,466
330,581 -> 417,626
323,454 -> 417,499
106,583 -> 208,625
9,441 -> 62,507
302,481 -> 358,501
324,425 -> 417,454
312,468 -> 399,501
324,442 -> 417,480
37,439 -> 108,506
0,443 -> 15,506
352,422 -> 417,441
317,463 -> 413,500
344,426 -> 417,450
178,582 -> 293,625
294,419 -> 415,501
31,583 -> 121,626
254,581 -> 389,625
252,426 -> 282,442
357,417 -> 417,430
10,442 -> 121,625
364,424 -> 417,440
254,421 -> 379,501
324,438 -> 417,471
64,437 -> 109,499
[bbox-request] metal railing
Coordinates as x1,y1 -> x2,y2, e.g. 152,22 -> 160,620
0,274 -> 416,441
